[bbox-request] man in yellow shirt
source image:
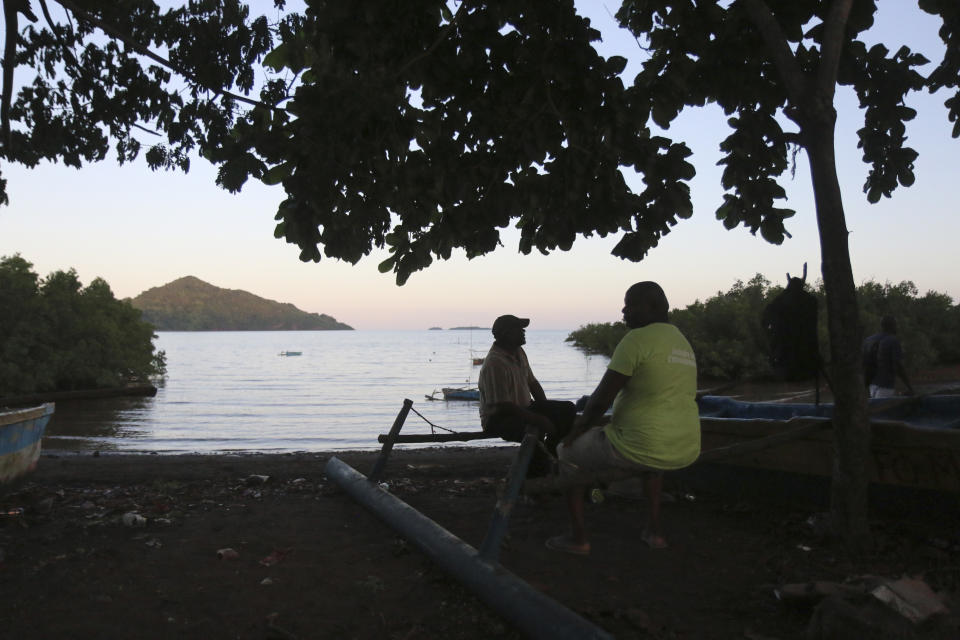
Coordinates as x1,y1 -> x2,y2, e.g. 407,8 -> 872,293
547,282 -> 700,555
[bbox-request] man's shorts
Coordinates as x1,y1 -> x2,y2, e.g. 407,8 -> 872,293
557,426 -> 659,476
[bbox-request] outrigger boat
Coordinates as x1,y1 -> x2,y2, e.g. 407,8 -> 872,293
424,387 -> 481,402
1,403 -> 55,483
697,394 -> 960,493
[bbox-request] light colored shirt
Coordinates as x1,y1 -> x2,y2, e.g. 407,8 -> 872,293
603,323 -> 701,470
478,344 -> 534,427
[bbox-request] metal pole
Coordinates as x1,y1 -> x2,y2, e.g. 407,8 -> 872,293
325,457 -> 612,640
368,398 -> 413,483
477,429 -> 537,563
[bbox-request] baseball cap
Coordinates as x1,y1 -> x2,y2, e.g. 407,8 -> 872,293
492,315 -> 530,335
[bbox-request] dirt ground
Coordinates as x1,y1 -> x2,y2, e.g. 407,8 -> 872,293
2,443 -> 960,640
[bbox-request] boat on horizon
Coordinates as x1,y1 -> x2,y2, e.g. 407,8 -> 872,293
279,351 -> 302,356
1,403 -> 55,484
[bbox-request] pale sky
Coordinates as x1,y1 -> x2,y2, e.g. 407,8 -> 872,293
1,3 -> 957,330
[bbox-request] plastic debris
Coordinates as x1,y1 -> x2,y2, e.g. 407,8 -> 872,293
243,474 -> 270,486
870,576 -> 949,624
259,547 -> 292,567
121,512 -> 147,527
260,577 -> 274,586
216,548 -> 239,560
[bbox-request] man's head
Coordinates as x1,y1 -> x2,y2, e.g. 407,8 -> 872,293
622,282 -> 670,329
881,315 -> 898,333
492,314 -> 529,348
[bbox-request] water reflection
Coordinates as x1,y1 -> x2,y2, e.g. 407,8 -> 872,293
44,395 -> 157,452
40,330 -> 609,454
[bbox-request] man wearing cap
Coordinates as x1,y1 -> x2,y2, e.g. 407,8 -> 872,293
478,315 -> 576,476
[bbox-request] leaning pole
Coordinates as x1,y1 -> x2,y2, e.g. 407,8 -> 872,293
325,457 -> 613,640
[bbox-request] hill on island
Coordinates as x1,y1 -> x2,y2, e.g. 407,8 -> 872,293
129,276 -> 353,331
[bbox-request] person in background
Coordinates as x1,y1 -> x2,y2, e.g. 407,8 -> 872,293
862,316 -> 914,398
478,315 -> 575,477
546,282 -> 700,555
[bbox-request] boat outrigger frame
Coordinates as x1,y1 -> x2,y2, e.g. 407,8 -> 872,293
325,398 -> 613,640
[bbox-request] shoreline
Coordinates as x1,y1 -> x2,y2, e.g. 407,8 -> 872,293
4,447 -> 959,638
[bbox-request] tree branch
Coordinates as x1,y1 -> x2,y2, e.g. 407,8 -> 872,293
739,0 -> 806,107
816,0 -> 854,98
395,1 -> 466,77
52,0 -> 272,110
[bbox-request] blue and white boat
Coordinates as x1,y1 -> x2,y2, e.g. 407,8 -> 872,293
1,403 -> 55,483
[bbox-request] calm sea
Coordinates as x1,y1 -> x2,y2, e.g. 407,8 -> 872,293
44,330 -> 609,454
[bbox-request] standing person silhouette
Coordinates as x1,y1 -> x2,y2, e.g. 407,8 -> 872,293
862,316 -> 914,398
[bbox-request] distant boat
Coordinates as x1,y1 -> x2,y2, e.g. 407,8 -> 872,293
441,387 -> 480,401
279,351 -> 302,356
1,403 -> 55,483
472,357 -> 484,366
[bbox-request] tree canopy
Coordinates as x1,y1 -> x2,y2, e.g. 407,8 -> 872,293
0,0 -> 294,205
2,2 -> 955,283
0,254 -> 165,397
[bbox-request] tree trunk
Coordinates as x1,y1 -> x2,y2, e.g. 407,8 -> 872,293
805,119 -> 872,551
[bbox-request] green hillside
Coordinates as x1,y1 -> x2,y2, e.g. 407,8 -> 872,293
130,276 -> 353,331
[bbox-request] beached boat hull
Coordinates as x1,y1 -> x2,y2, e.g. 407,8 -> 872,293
0,403 -> 55,483
697,395 -> 960,493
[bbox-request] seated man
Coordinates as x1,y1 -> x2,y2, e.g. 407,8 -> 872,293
478,314 -> 575,476
547,282 -> 700,555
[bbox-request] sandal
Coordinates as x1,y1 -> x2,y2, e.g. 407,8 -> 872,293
545,535 -> 591,556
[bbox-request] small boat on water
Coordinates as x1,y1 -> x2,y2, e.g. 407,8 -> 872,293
279,351 -> 302,356
424,387 -> 480,401
697,395 -> 960,493
1,403 -> 55,483
443,387 -> 480,401
472,358 -> 484,366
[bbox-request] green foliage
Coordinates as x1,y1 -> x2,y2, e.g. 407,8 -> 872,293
220,0 -> 696,284
853,280 -> 960,372
2,2 -> 957,290
129,275 -> 352,331
0,255 -> 165,397
0,1 -> 292,204
671,275 -> 776,380
565,322 -> 629,356
567,275 -> 960,382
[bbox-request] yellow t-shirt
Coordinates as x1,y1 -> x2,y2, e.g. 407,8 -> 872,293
603,323 -> 700,469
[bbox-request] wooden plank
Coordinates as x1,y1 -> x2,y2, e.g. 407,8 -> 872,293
377,431 -> 498,444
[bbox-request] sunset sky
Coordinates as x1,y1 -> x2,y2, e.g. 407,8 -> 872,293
1,3 -> 957,330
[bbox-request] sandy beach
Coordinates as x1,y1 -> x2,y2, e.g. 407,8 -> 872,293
1,445 -> 958,639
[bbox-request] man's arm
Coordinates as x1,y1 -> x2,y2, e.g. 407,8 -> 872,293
895,360 -> 914,395
565,368 -> 630,445
892,340 -> 914,395
529,377 -> 547,403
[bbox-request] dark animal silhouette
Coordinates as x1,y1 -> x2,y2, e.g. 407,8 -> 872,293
762,264 -> 820,382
